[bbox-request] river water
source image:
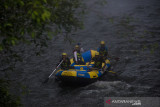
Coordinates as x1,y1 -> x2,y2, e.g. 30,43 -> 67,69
13,0 -> 160,106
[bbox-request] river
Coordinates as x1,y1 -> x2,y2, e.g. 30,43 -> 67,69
14,0 -> 160,106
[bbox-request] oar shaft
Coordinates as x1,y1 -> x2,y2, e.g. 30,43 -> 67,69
48,69 -> 56,78
48,60 -> 63,78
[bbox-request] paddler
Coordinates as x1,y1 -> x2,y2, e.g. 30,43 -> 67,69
97,41 -> 108,59
58,53 -> 72,70
87,52 -> 105,70
73,45 -> 85,65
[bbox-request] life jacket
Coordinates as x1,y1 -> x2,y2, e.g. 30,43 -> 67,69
77,52 -> 82,61
61,58 -> 70,69
92,57 -> 104,69
99,46 -> 108,57
74,50 -> 83,61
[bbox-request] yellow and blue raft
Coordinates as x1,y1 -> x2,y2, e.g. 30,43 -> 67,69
55,50 -> 111,83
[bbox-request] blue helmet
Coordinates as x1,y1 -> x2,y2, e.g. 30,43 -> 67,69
77,43 -> 81,46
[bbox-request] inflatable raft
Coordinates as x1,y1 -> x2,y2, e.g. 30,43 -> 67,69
55,50 -> 111,84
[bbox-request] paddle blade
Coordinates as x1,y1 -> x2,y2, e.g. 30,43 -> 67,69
43,78 -> 49,83
114,57 -> 120,61
108,71 -> 116,74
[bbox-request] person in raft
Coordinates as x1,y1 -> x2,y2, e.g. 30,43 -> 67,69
97,41 -> 108,60
77,43 -> 84,53
73,45 -> 85,65
87,52 -> 105,70
57,53 -> 73,70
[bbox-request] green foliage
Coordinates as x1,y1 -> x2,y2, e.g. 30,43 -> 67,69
0,0 -> 84,52
0,0 -> 84,106
0,79 -> 22,107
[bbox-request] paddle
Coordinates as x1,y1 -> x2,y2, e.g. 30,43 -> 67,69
43,60 -> 63,83
87,62 -> 106,71
114,57 -> 120,61
107,54 -> 120,62
87,62 -> 117,74
108,71 -> 116,74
